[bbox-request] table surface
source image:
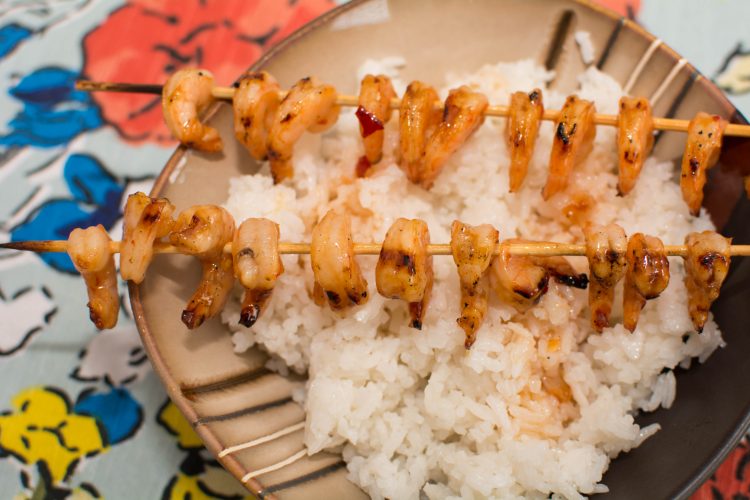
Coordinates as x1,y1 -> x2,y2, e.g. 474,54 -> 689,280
0,0 -> 748,498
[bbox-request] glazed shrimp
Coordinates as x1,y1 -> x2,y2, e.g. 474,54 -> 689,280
375,218 -> 433,329
683,231 -> 731,332
584,223 -> 627,332
623,233 -> 670,332
542,95 -> 597,200
489,239 -> 587,312
310,210 -> 369,311
356,74 -> 397,175
233,71 -> 281,161
120,192 -> 175,284
420,86 -> 489,189
489,239 -> 550,311
232,218 -> 284,327
616,96 -> 654,196
267,76 -> 341,183
542,256 -> 589,289
398,81 -> 442,183
162,68 -> 222,152
169,205 -> 236,329
450,221 -> 499,348
506,89 -> 544,192
680,112 -> 728,216
67,225 -> 119,329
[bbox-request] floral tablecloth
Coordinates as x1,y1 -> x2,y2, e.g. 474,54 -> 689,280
0,1 -> 748,498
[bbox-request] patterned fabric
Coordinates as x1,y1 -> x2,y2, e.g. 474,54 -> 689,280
0,0 -> 747,498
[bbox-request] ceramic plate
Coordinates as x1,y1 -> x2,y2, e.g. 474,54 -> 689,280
131,1 -> 750,498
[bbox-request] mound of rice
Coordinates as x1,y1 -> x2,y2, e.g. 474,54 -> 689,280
221,59 -> 724,499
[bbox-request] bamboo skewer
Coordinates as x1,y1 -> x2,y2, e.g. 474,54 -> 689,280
3,239 -> 750,258
75,80 -> 750,138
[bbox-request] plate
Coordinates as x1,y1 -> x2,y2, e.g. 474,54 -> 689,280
131,0 -> 750,498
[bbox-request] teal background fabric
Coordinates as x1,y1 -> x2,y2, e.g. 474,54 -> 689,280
0,1 -> 747,498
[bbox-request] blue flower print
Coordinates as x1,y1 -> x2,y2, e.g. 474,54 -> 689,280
1,67 -> 102,147
11,153 -> 124,274
0,23 -> 31,58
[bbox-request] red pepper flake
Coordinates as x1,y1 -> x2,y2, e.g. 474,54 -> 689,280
355,156 -> 371,177
355,105 -> 384,138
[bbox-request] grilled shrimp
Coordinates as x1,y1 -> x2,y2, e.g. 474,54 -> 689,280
233,71 -> 280,161
584,223 -> 627,332
375,218 -> 433,329
623,233 -> 670,332
356,74 -> 397,173
268,76 -> 341,183
311,210 -> 369,311
67,225 -> 119,329
450,221 -> 499,348
420,86 -> 489,189
398,81 -> 442,183
543,256 -> 589,289
489,240 -> 549,311
232,218 -> 284,327
169,205 -> 235,329
120,192 -> 175,284
683,231 -> 731,332
162,68 -> 222,152
489,239 -> 587,311
542,95 -> 597,200
506,89 -> 544,192
680,112 -> 728,216
616,96 -> 654,196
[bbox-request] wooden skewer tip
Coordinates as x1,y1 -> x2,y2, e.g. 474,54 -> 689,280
0,240 -> 66,252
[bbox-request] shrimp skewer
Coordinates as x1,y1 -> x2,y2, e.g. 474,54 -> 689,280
233,71 -> 281,161
420,86 -> 489,189
67,225 -> 119,329
450,221 -> 499,348
623,233 -> 670,332
169,205 -> 236,329
232,218 -> 284,327
311,210 -> 369,311
542,95 -> 597,200
683,231 -> 731,332
680,112 -> 728,215
120,192 -> 175,284
9,221 -> 747,334
584,223 -> 627,332
268,76 -> 341,183
506,89 -> 544,193
356,74 -> 397,176
375,218 -> 433,329
398,81 -> 442,183
162,68 -> 222,152
616,96 -> 654,196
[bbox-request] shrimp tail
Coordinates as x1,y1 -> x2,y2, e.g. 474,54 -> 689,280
589,280 -> 615,332
182,253 -> 234,329
239,289 -> 273,327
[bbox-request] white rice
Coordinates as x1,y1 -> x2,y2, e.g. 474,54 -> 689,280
221,59 -> 724,499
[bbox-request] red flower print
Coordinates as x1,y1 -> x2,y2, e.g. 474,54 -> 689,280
82,0 -> 334,144
691,439 -> 750,500
594,0 -> 641,18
